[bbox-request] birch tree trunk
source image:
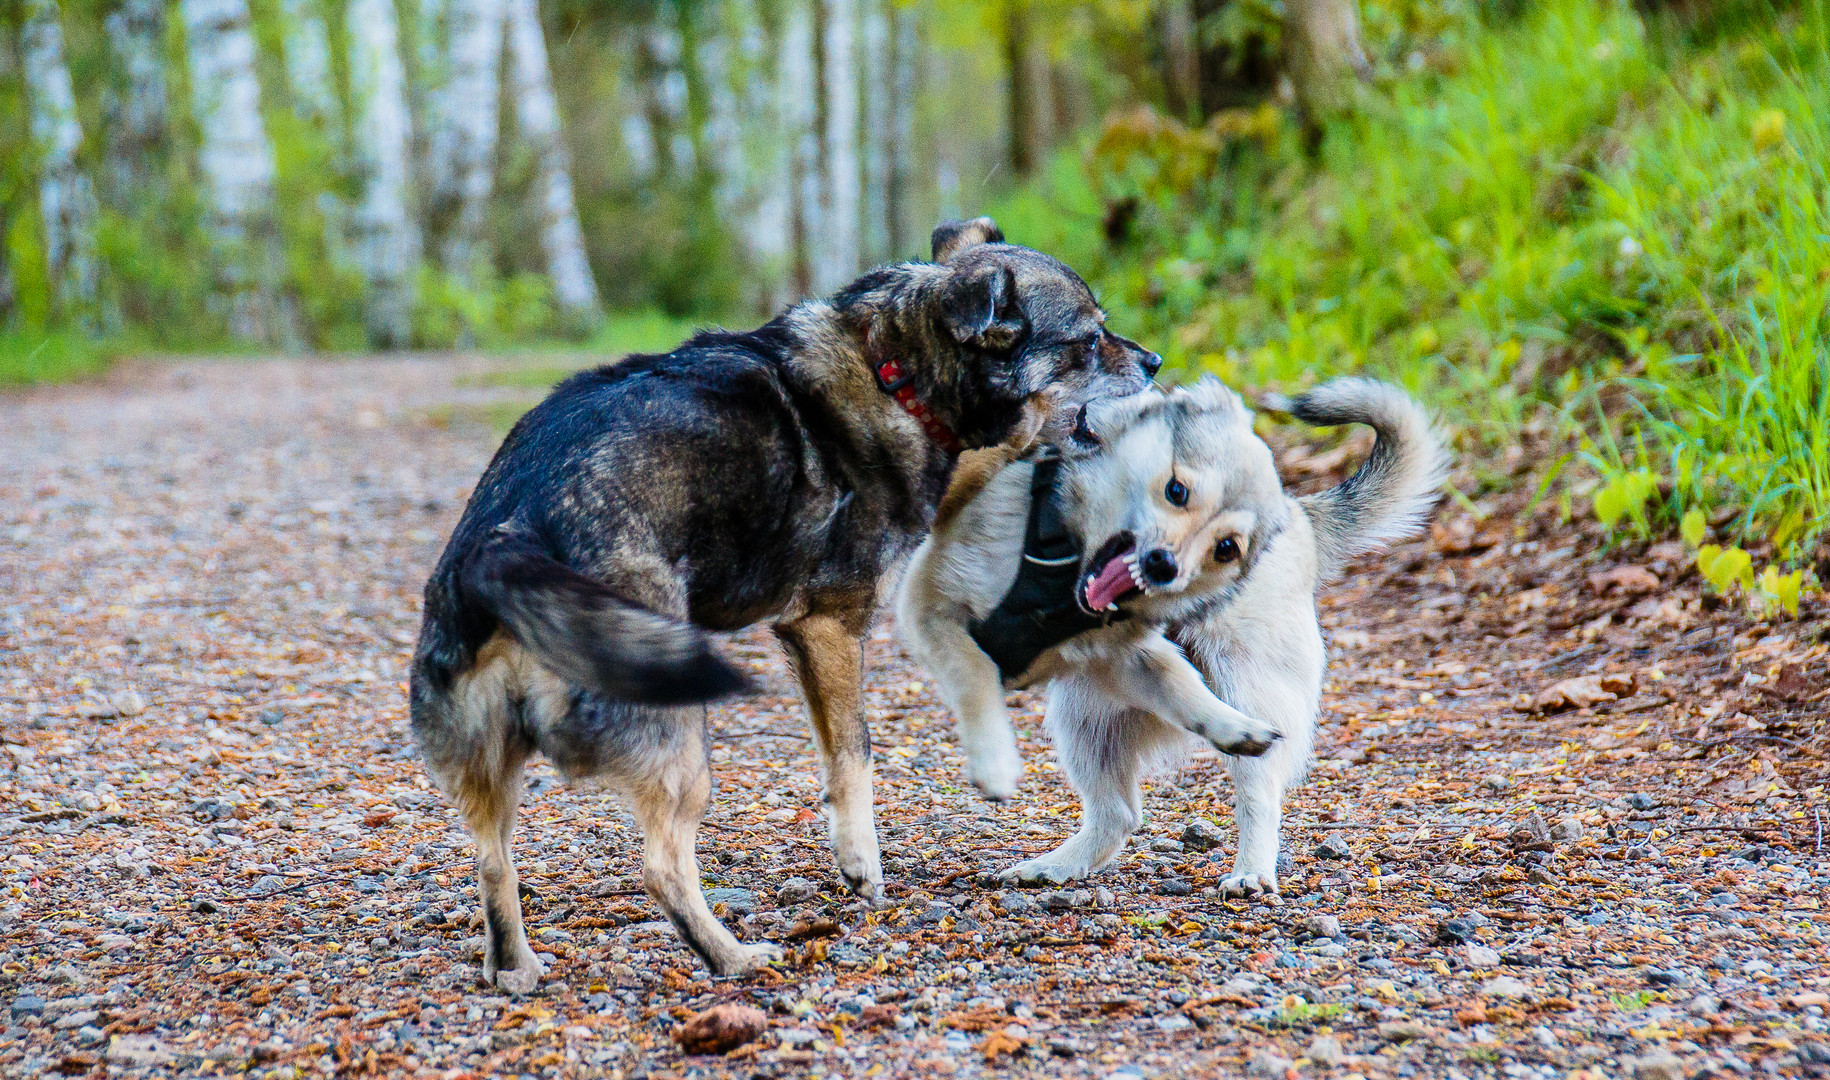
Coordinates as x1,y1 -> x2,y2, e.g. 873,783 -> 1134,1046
102,0 -> 168,207
859,0 -> 889,267
22,0 -> 99,318
505,0 -> 601,320
183,0 -> 298,347
887,3 -> 916,260
1284,0 -> 1371,117
280,0 -> 339,125
412,0 -> 449,198
347,0 -> 422,347
816,0 -> 859,293
429,0 -> 504,279
781,0 -> 817,299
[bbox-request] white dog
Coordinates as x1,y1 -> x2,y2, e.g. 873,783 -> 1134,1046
896,377 -> 1444,895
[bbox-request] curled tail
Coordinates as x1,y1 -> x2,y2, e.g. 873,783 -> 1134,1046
461,526 -> 750,705
1267,378 -> 1449,580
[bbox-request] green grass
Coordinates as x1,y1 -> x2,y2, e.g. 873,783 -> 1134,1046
0,330 -> 121,386
995,0 -> 1830,565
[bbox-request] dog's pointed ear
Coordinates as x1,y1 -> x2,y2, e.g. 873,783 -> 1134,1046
931,217 -> 1005,262
940,263 -> 1026,352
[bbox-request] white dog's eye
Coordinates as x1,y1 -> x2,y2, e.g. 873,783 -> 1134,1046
1164,478 -> 1188,507
1214,535 -> 1241,563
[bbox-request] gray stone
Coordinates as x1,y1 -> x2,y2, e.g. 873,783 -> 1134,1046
107,1034 -> 175,1065
1551,816 -> 1585,841
1248,1048 -> 1295,1075
1466,944 -> 1502,968
257,707 -> 286,726
1047,1036 -> 1084,1057
1150,837 -> 1185,853
1481,774 -> 1512,791
1627,793 -> 1658,811
1377,1019 -> 1429,1042
1482,975 -> 1529,998
1182,818 -> 1226,852
1306,1034 -> 1344,1066
775,877 -> 818,904
998,891 -> 1039,915
10,995 -> 44,1018
1316,834 -> 1352,860
1154,1013 -> 1192,1033
704,887 -> 758,914
1627,1050 -> 1689,1080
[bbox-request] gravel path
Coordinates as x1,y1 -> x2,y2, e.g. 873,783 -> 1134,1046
1,357 -> 1826,1079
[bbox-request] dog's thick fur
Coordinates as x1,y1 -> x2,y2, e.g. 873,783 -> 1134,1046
896,377 -> 1445,894
409,219 -> 1160,991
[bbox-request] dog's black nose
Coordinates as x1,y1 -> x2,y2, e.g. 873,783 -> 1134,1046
1141,548 -> 1177,585
1140,351 -> 1163,378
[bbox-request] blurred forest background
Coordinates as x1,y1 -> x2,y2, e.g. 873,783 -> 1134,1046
0,0 -> 1826,573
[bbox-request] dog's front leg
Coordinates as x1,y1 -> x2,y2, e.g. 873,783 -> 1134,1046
775,612 -> 882,902
1092,634 -> 1281,757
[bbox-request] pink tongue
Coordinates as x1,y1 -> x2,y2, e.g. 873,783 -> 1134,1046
1083,554 -> 1136,611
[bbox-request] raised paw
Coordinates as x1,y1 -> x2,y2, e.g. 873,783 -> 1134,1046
1215,725 -> 1281,758
999,858 -> 1087,887
1218,871 -> 1280,898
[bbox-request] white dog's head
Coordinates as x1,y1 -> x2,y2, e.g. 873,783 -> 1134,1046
1057,377 -> 1286,622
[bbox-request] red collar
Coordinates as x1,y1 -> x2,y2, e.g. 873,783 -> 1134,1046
875,357 -> 962,454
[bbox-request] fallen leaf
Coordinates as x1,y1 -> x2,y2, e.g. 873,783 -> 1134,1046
673,1004 -> 767,1055
1587,565 -> 1661,595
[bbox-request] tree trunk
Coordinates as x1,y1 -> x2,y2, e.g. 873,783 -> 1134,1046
412,0 -> 449,201
102,0 -> 168,207
1002,1 -> 1034,177
781,0 -> 817,299
1161,0 -> 1199,121
182,0 -> 299,347
859,0 -> 889,267
430,0 -> 504,279
280,0 -> 339,125
505,0 -> 600,321
347,0 -> 422,348
886,3 -> 916,260
817,0 -> 858,293
21,0 -> 99,319
1284,0 -> 1370,117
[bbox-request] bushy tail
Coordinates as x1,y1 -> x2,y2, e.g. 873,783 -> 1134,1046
461,526 -> 750,705
1266,378 -> 1449,580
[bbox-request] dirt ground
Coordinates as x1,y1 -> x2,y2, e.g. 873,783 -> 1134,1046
1,356 -> 1826,1080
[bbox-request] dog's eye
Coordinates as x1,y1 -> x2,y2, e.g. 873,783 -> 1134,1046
1085,331 -> 1103,352
1071,406 -> 1099,446
1214,536 -> 1241,563
1164,478 -> 1189,507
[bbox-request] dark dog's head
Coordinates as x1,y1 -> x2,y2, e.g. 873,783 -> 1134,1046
835,217 -> 1160,450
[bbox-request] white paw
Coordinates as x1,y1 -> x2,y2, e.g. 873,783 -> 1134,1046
964,750 -> 1022,802
1218,871 -> 1279,898
835,850 -> 883,902
714,941 -> 784,976
999,858 -> 1087,886
1206,721 -> 1280,758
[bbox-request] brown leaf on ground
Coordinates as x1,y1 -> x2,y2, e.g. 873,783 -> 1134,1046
942,1006 -> 1012,1032
673,1004 -> 767,1055
1761,663 -> 1813,702
981,1029 -> 1026,1061
1587,565 -> 1661,595
784,917 -> 840,941
1432,516 -> 1502,556
1530,673 -> 1635,712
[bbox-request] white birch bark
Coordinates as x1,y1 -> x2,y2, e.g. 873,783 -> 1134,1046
859,0 -> 888,266
22,0 -> 98,315
781,0 -> 818,298
347,0 -> 423,347
102,0 -> 168,206
887,3 -> 916,259
281,0 -> 338,124
817,0 -> 859,293
413,0 -> 449,195
183,0 -> 298,346
1285,0 -> 1371,115
430,0 -> 505,278
505,0 -> 600,319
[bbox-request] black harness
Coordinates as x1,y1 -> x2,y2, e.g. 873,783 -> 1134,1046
967,453 -> 1124,681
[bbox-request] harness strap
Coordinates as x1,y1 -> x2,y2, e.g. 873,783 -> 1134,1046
967,453 -> 1121,681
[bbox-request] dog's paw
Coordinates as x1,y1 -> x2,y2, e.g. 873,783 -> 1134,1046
999,858 -> 1086,886
964,753 -> 1022,803
837,860 -> 883,904
1217,871 -> 1280,899
1213,724 -> 1281,758
489,957 -> 545,996
713,941 -> 784,976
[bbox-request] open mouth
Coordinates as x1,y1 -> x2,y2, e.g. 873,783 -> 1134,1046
1078,532 -> 1145,613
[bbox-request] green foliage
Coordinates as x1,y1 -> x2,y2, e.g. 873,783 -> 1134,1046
995,0 -> 1830,564
0,328 -> 116,385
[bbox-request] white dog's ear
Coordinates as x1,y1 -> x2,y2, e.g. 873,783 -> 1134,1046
1179,376 -> 1246,417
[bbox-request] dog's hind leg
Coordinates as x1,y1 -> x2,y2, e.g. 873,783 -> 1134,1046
1221,678 -> 1318,897
622,712 -> 783,975
469,767 -> 544,994
775,609 -> 881,902
1000,682 -> 1179,886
